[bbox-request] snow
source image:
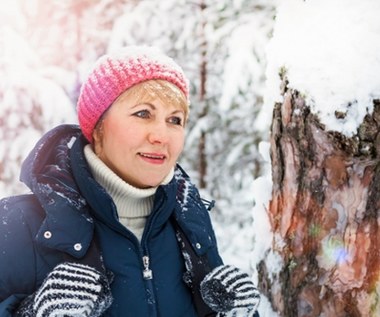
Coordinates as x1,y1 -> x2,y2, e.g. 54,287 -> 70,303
219,16 -> 267,113
264,0 -> 380,136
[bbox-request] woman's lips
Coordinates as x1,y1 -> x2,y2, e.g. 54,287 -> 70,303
138,152 -> 166,164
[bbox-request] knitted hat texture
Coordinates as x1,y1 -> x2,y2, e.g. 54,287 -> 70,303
77,45 -> 189,142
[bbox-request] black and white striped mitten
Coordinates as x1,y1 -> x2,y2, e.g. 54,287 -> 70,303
200,265 -> 260,317
15,262 -> 113,317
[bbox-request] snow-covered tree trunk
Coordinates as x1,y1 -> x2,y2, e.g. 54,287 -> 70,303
258,77 -> 380,316
255,1 -> 380,315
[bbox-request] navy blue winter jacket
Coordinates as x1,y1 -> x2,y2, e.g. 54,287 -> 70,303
0,124 -> 223,316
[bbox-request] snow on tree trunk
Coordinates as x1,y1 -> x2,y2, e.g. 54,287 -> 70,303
258,76 -> 380,316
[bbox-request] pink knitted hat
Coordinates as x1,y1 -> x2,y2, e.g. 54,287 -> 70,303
77,45 -> 189,142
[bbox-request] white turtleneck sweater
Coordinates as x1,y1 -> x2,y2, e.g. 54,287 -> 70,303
84,145 -> 174,241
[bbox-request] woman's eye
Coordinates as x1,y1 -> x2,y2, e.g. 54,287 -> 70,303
168,116 -> 183,126
133,110 -> 150,119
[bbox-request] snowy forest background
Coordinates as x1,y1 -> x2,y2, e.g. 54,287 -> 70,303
1,0 -> 380,316
0,0 -> 276,274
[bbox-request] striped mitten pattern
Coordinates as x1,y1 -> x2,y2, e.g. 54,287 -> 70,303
200,265 -> 260,317
16,262 -> 113,317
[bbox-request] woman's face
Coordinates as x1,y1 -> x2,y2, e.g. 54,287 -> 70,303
92,89 -> 186,188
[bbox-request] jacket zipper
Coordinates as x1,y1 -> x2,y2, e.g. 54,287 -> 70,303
139,194 -> 167,315
142,255 -> 153,280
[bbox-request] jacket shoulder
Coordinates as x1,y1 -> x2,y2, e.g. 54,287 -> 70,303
1,194 -> 45,230
0,194 -> 43,301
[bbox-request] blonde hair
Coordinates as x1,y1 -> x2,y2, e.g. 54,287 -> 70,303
115,79 -> 189,124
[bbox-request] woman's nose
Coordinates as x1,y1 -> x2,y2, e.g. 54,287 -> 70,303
148,122 -> 169,144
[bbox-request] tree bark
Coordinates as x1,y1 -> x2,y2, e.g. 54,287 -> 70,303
198,0 -> 208,189
258,79 -> 380,316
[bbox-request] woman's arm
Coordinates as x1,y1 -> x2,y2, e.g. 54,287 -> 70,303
0,196 -> 38,316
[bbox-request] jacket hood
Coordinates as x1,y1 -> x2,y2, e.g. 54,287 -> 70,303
20,124 -> 94,258
21,124 -> 82,200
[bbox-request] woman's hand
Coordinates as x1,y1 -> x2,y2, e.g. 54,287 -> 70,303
15,262 -> 113,317
200,265 -> 260,317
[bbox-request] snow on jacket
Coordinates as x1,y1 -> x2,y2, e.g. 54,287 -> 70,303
0,124 -> 223,316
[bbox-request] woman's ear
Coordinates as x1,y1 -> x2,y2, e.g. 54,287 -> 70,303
92,122 -> 104,156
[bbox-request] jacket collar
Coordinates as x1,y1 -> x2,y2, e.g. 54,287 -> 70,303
20,124 -> 94,258
172,165 -> 216,256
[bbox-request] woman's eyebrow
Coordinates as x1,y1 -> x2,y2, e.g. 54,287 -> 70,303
171,109 -> 185,116
131,102 -> 156,110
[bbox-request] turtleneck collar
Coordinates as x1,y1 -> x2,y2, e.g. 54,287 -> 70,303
83,144 -> 174,219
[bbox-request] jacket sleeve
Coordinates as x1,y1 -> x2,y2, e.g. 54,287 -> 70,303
0,295 -> 29,317
0,196 -> 38,316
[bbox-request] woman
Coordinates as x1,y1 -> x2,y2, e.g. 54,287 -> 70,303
0,46 -> 260,316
